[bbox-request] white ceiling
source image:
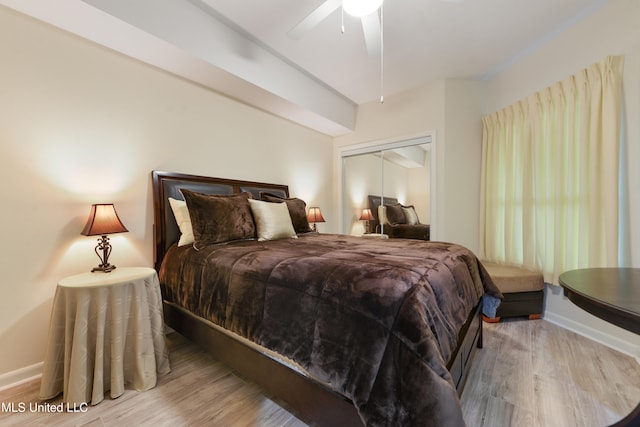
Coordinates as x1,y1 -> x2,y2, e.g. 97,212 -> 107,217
1,0 -> 608,136
196,0 -> 606,103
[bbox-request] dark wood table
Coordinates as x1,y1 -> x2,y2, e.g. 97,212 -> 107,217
559,268 -> 640,427
559,268 -> 640,334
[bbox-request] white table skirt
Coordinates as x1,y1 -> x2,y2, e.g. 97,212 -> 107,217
39,267 -> 171,405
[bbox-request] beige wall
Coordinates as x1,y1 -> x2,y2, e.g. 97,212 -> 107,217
485,0 -> 640,356
441,80 -> 486,252
0,7 -> 333,381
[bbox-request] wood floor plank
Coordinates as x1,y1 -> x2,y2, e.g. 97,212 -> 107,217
1,320 -> 638,426
489,322 -> 536,413
530,318 -> 573,383
533,373 -> 584,427
462,319 -> 639,427
482,395 -> 534,427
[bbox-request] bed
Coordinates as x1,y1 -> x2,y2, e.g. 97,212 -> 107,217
152,170 -> 502,426
367,195 -> 430,240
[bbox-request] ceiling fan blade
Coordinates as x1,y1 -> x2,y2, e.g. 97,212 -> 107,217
361,12 -> 381,56
288,0 -> 342,40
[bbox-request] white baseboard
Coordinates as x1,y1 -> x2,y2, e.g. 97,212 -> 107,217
544,311 -> 640,359
0,362 -> 42,392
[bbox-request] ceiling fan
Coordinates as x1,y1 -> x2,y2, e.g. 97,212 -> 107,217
288,0 -> 461,102
288,0 -> 384,56
288,0 -> 463,56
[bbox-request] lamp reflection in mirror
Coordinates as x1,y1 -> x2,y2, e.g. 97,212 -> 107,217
359,208 -> 374,233
306,207 -> 326,232
81,203 -> 128,273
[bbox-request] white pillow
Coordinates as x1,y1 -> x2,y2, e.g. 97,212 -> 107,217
168,197 -> 195,246
248,199 -> 297,242
378,205 -> 388,225
402,206 -> 419,225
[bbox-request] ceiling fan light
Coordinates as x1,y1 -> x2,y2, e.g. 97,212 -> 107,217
342,0 -> 383,18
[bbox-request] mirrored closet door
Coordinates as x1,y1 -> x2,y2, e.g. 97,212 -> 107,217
341,137 -> 432,238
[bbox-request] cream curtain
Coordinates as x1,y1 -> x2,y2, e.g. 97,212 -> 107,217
480,55 -> 624,284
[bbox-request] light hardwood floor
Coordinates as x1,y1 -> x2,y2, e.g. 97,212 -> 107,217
1,319 -> 638,426
460,319 -> 640,427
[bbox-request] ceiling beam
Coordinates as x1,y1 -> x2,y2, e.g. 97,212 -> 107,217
0,0 -> 357,136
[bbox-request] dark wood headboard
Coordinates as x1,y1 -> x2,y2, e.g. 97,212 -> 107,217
151,171 -> 289,271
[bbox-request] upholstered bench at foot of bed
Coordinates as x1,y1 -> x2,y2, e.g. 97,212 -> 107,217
481,261 -> 545,323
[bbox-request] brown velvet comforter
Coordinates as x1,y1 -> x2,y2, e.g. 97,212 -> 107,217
159,233 -> 501,426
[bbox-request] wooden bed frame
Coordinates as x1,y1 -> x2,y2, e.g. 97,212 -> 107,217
151,170 -> 483,426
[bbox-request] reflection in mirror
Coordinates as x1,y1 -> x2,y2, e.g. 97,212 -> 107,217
343,152 -> 382,236
342,143 -> 430,238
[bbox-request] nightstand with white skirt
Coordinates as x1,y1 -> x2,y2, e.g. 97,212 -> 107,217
39,267 -> 170,405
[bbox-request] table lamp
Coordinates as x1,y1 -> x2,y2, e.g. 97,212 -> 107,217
306,207 -> 325,231
359,208 -> 374,233
81,203 -> 128,272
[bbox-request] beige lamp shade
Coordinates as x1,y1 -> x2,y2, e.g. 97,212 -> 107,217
307,207 -> 325,231
306,207 -> 325,224
359,208 -> 374,221
81,204 -> 128,236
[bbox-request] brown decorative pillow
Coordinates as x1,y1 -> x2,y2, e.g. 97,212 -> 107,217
384,203 -> 406,225
180,189 -> 256,249
260,192 -> 313,233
